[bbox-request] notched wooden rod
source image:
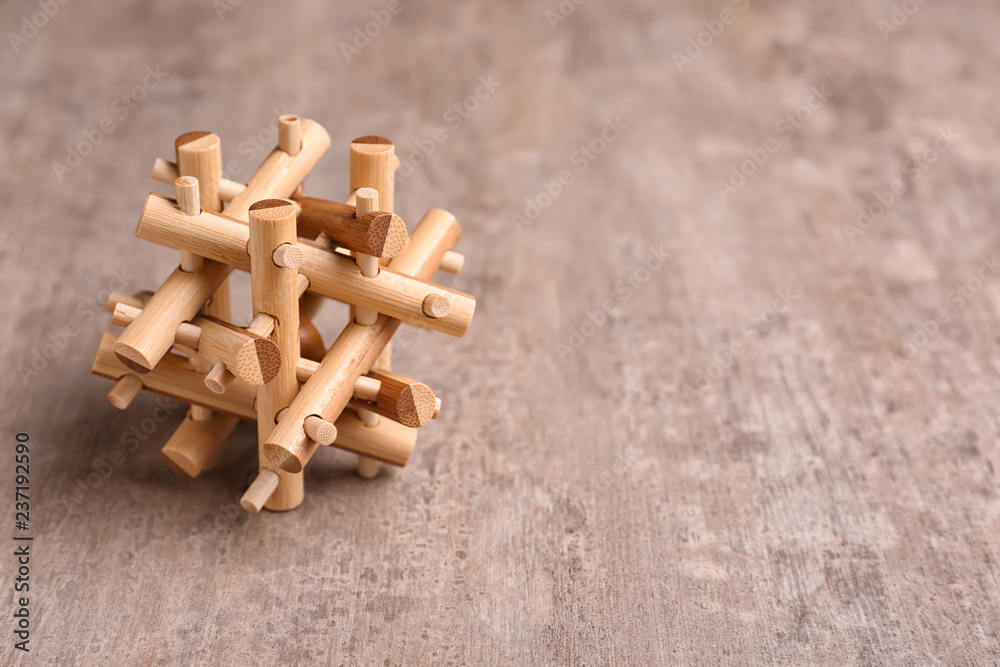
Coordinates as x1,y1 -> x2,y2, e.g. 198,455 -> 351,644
350,368 -> 437,428
112,304 -> 281,387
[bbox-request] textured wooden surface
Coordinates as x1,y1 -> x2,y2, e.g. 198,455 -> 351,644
2,0 -> 1000,664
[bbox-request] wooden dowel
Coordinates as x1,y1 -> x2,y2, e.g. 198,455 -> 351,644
190,404 -> 213,421
240,469 -> 280,514
303,415 -> 337,445
161,410 -> 238,478
334,409 -> 415,466
174,176 -> 201,216
299,317 -> 325,362
205,361 -> 236,394
249,199 -> 304,512
261,206 -> 462,473
421,294 -> 450,318
433,397 -> 441,419
136,195 -> 475,337
355,368 -> 437,428
105,291 -> 152,313
278,115 -> 301,156
357,457 -> 380,479
353,375 -> 381,402
152,158 -> 245,203
354,188 -> 380,326
249,312 -> 275,337
294,196 -> 408,259
112,304 -> 280,387
350,136 -> 397,221
272,243 -> 304,269
440,250 -> 464,275
107,375 -> 143,409
176,132 -> 230,321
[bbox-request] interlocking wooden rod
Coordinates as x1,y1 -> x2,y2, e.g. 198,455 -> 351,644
176,177 -> 204,273
261,206 -> 462,473
116,118 -> 331,374
112,304 -> 280,387
353,188 -> 380,326
94,333 -> 257,420
351,368 -> 437,428
241,469 -> 279,514
278,115 -> 301,156
350,136 -> 397,227
176,132 -> 231,321
152,162 -> 409,260
247,199 -> 305,512
136,194 -> 475,337
107,375 -> 143,409
161,410 -> 238,478
92,333 -> 401,462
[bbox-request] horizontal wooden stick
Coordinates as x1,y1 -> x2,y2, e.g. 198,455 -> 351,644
153,160 -> 407,259
351,368 -> 436,428
107,375 -> 143,409
112,304 -> 280,386
440,250 -> 464,275
92,332 -> 409,465
137,194 -> 475,337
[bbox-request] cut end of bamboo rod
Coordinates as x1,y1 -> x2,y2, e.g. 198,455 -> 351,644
393,382 -> 437,428
175,131 -> 217,153
113,342 -> 154,374
249,198 -> 297,220
240,468 -> 280,514
422,294 -> 451,319
174,176 -> 201,216
107,375 -> 143,409
350,135 -> 394,152
272,243 -> 304,269
304,415 -> 338,446
235,337 -> 282,385
205,360 -> 236,394
278,115 -> 302,156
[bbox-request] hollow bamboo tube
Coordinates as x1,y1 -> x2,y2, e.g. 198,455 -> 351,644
278,115 -> 301,156
136,195 -> 474,337
161,410 -> 238,478
107,375 -> 143,409
117,120 -> 329,374
261,206 -> 462,473
176,132 -> 230,320
241,469 -> 280,514
248,199 -> 304,512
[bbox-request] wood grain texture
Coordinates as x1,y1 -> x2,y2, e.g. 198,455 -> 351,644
2,0 -> 1000,664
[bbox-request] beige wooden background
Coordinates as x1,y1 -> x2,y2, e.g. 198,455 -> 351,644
2,0 -> 1000,664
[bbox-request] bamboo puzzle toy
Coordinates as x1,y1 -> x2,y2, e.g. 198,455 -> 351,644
90,115 -> 475,513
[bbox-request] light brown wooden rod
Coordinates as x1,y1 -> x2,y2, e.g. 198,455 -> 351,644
161,410 -> 238,479
136,194 -> 475,337
353,368 -> 437,428
112,304 -> 281,387
107,375 -> 143,409
151,161 -> 407,259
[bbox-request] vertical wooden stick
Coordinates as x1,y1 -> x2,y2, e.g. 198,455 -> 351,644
353,188 -> 380,325
278,115 -> 302,156
350,138 -> 398,479
175,131 -> 231,320
247,199 -> 304,511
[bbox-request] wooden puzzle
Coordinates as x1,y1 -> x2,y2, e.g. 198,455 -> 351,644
90,115 -> 475,513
